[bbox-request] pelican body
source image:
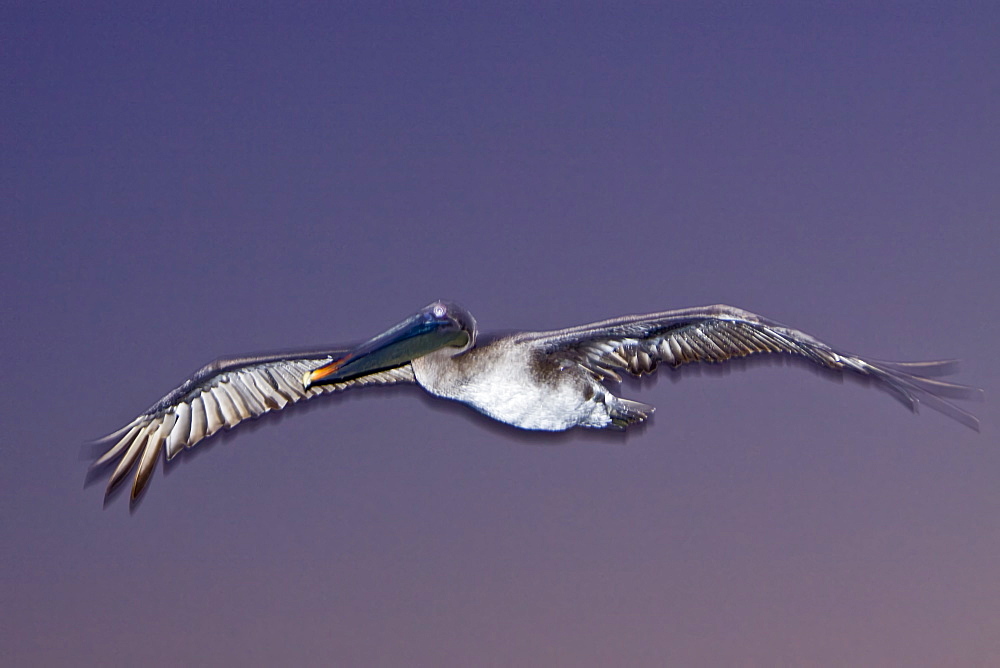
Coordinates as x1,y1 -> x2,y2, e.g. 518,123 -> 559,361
92,301 -> 981,503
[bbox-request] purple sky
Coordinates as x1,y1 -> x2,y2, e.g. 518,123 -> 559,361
3,4 -> 998,666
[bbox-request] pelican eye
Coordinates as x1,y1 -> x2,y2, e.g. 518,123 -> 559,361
432,304 -> 447,318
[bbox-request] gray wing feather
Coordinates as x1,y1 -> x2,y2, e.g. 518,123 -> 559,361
92,350 -> 416,500
521,304 -> 981,431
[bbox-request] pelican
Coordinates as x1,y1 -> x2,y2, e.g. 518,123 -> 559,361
92,301 -> 981,502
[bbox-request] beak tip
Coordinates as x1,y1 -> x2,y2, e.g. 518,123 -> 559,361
301,370 -> 314,389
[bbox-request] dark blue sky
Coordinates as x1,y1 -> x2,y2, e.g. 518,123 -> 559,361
2,4 -> 997,665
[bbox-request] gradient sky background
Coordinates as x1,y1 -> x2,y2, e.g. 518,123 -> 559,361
3,3 -> 998,666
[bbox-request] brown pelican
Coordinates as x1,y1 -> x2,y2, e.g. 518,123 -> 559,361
92,301 -> 981,502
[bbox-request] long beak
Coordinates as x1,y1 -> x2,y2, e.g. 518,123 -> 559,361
303,308 -> 465,388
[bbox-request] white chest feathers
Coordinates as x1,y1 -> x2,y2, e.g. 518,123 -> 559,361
411,343 -> 610,431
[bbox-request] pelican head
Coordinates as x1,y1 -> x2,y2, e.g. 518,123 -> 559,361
304,301 -> 476,388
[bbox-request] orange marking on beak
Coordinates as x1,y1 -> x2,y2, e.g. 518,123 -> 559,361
308,359 -> 346,384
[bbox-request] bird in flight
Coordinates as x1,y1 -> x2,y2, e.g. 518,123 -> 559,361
91,301 -> 980,503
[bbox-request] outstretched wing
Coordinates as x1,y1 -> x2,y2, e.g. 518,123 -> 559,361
516,304 -> 981,430
91,348 -> 416,500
